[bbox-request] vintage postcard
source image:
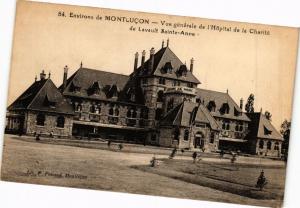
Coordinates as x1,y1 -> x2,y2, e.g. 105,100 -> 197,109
1,1 -> 298,207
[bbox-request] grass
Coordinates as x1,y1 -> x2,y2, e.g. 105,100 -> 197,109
132,158 -> 285,202
1,135 -> 286,207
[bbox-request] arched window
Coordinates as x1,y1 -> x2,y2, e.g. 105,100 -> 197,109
114,108 -> 119,116
127,108 -> 137,118
184,129 -> 189,141
159,77 -> 166,85
157,90 -> 164,102
210,132 -> 215,143
109,107 -> 114,115
76,104 -> 82,112
174,127 -> 180,141
95,104 -> 101,114
259,140 -> 264,149
56,116 -> 65,128
36,113 -> 45,126
141,108 -> 149,119
90,105 -> 96,113
222,120 -> 230,130
274,142 -> 279,150
267,141 -> 272,150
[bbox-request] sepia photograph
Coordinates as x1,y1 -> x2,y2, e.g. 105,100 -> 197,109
0,1 -> 299,207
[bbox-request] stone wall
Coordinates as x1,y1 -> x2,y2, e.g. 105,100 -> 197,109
255,138 -> 282,157
159,127 -> 174,147
25,111 -> 73,137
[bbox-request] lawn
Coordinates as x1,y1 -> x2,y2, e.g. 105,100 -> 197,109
1,135 -> 286,207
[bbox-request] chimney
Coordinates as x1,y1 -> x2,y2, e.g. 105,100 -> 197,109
35,75 -> 37,82
141,50 -> 146,66
190,58 -> 194,73
62,65 -> 68,91
80,61 -> 83,68
148,47 -> 155,73
226,89 -> 229,94
134,52 -> 139,72
240,98 -> 243,110
40,70 -> 46,80
166,38 -> 169,47
48,71 -> 51,79
162,40 -> 165,48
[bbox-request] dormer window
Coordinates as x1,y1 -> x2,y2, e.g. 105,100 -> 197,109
43,95 -> 56,108
69,82 -> 81,93
162,62 -> 173,73
264,126 -> 272,135
207,101 -> 216,112
88,81 -> 102,96
220,103 -> 230,114
234,107 -> 241,116
106,84 -> 119,98
177,65 -> 188,77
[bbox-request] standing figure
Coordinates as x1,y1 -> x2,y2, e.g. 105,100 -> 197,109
118,143 -> 123,151
150,155 -> 158,167
107,140 -> 111,148
192,151 -> 198,163
256,170 -> 268,190
35,134 -> 40,141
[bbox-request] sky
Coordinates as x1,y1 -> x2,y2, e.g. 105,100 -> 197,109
7,1 -> 299,129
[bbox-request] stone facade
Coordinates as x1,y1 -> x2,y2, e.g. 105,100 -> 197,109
6,41 -> 283,157
25,111 -> 73,137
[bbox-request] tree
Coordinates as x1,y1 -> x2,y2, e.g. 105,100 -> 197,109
264,111 -> 272,121
245,94 -> 255,113
280,119 -> 291,161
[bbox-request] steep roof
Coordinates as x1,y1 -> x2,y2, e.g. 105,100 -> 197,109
62,68 -> 132,102
8,79 -> 73,114
160,101 -> 220,130
196,88 -> 251,122
246,112 -> 283,141
136,46 -> 200,84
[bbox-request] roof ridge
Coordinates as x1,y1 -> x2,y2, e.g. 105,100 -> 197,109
81,67 -> 129,77
27,79 -> 51,109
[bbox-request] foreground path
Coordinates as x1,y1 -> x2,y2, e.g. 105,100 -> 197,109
1,136 -> 280,207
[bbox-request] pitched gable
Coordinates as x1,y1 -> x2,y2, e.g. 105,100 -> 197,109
247,112 -> 282,141
196,88 -> 250,122
160,101 -> 220,130
28,79 -> 74,114
137,47 -> 200,84
8,79 -> 48,110
9,79 -> 73,114
62,68 -> 130,101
